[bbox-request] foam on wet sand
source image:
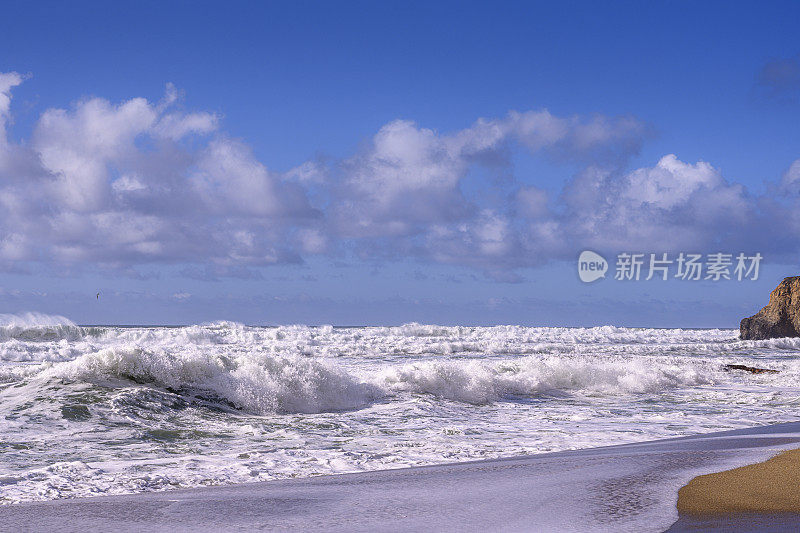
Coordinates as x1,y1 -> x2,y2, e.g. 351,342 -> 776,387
3,422 -> 800,532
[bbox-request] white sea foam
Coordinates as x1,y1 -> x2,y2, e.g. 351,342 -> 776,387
0,312 -> 89,343
48,347 -> 382,414
30,339 -> 721,413
0,312 -> 77,328
0,320 -> 747,363
376,356 -> 712,404
1,315 -> 799,505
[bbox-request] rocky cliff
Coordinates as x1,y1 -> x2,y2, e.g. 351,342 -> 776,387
740,276 -> 800,340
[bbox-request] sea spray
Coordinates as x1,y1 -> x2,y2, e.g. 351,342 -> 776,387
2,315 -> 800,504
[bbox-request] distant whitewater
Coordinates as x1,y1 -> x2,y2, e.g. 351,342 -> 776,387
2,313 -> 800,504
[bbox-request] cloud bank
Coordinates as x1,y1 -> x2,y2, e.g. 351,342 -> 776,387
0,77 -> 319,273
0,72 -> 796,279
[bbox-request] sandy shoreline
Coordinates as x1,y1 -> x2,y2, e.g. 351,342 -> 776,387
678,448 -> 800,515
3,422 -> 800,532
669,446 -> 800,531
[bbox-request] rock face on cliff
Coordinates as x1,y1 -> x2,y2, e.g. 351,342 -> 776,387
740,276 -> 800,340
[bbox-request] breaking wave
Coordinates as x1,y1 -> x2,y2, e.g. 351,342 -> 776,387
47,347 -> 383,414
377,356 -> 712,404
4,314 -> 800,505
0,314 -> 785,415
26,346 -> 724,414
0,312 -> 96,342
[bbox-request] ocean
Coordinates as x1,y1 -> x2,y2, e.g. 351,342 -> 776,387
1,312 -> 799,505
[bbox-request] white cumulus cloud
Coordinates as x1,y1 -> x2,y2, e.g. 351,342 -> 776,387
0,71 -> 796,279
0,73 -> 319,271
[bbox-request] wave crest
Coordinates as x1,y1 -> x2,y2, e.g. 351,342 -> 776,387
48,347 -> 383,414
377,356 -> 711,404
0,312 -> 94,342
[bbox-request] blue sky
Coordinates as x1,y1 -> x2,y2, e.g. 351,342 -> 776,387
1,0 -> 799,326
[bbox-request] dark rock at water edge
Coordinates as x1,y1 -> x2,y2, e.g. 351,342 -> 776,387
740,276 -> 800,340
724,364 -> 779,374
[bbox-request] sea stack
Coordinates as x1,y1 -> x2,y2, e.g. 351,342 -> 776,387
740,276 -> 800,340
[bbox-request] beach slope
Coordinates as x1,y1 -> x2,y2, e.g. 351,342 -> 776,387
3,423 -> 800,533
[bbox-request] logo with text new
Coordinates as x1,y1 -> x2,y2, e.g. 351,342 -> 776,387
578,251 -> 608,283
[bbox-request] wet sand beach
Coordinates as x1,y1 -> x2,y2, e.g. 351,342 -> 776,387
678,448 -> 800,514
667,447 -> 800,532
2,422 -> 800,532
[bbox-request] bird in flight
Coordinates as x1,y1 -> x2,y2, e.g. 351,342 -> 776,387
96,292 -> 100,300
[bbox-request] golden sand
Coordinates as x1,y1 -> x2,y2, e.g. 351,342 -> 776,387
677,448 -> 800,515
